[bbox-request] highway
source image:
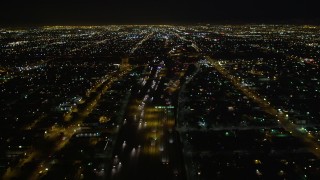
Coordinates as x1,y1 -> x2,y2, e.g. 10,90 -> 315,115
106,63 -> 186,180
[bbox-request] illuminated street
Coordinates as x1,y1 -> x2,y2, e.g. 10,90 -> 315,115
1,25 -> 320,179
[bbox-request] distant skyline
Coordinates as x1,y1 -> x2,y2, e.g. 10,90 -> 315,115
1,0 -> 319,26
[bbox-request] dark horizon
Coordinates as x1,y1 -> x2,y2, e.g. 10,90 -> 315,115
1,0 -> 319,26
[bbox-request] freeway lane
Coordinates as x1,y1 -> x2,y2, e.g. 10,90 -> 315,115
107,63 -> 186,180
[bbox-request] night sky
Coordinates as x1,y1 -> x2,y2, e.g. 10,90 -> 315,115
0,0 -> 319,26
